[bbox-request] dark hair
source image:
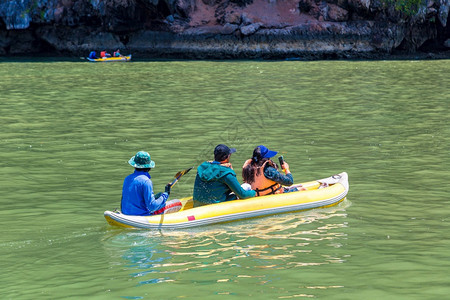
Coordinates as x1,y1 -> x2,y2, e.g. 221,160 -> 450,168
242,147 -> 277,184
136,168 -> 151,172
251,146 -> 263,163
215,153 -> 229,162
214,144 -> 235,162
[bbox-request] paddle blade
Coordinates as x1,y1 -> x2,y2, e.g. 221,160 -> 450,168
175,167 -> 193,178
170,167 -> 194,187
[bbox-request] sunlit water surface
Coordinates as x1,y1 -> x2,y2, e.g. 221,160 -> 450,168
0,59 -> 448,299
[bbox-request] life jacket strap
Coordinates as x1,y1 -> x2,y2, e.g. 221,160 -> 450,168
255,182 -> 282,196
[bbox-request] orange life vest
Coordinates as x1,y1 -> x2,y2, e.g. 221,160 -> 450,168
100,51 -> 106,58
242,159 -> 283,196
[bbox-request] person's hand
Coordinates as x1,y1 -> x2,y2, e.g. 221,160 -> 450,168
165,183 -> 171,195
282,162 -> 290,173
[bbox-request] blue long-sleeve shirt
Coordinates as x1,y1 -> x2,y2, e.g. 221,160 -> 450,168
121,170 -> 168,216
264,166 -> 294,186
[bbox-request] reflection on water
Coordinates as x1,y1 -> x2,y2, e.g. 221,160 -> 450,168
101,200 -> 350,294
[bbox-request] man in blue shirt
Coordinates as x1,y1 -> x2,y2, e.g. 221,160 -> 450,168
121,151 -> 175,216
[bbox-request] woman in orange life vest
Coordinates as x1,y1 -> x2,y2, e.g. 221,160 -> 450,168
100,50 -> 111,58
242,145 -> 297,196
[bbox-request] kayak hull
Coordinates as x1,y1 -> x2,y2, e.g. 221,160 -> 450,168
87,55 -> 132,62
104,172 -> 349,229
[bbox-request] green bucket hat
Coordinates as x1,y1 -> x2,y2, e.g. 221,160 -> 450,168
128,151 -> 155,169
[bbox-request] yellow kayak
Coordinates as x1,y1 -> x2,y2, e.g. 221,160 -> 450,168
104,172 -> 349,229
87,55 -> 132,62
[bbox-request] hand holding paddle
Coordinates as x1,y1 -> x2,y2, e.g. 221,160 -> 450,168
164,167 -> 193,195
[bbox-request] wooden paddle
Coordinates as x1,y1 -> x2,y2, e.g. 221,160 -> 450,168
168,167 -> 193,187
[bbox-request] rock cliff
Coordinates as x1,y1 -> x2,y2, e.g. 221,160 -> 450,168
0,0 -> 449,58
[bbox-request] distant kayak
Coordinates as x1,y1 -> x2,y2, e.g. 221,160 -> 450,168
87,55 -> 132,62
104,172 -> 349,229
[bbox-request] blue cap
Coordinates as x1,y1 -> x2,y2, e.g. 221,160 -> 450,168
258,145 -> 278,158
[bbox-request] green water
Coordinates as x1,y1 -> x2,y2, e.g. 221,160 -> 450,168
0,59 -> 449,299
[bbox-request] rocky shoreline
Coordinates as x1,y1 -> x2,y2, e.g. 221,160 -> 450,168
1,0 -> 449,60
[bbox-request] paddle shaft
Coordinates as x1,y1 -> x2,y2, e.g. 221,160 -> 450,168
169,167 -> 193,187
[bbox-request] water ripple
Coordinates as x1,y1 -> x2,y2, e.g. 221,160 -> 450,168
100,200 -> 350,288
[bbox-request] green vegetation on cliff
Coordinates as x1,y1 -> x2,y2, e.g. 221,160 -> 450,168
385,0 -> 425,15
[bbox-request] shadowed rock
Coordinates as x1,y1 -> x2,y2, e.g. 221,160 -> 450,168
0,0 -> 449,58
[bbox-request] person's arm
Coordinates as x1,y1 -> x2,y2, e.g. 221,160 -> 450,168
223,173 -> 256,199
264,166 -> 294,186
143,181 -> 168,213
